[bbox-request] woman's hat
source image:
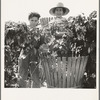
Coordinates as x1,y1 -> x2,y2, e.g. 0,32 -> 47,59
49,2 -> 70,16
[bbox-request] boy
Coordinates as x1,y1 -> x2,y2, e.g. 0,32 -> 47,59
18,12 -> 42,88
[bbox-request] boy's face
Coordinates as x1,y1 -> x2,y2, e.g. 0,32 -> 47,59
29,17 -> 39,27
54,8 -> 64,18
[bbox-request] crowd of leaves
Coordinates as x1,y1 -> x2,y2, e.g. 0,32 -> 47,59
68,11 -> 97,88
4,11 -> 97,88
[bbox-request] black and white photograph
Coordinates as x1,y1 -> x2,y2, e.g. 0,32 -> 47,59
1,0 -> 99,99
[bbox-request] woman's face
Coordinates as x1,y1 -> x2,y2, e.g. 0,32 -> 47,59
54,8 -> 64,17
29,17 -> 39,27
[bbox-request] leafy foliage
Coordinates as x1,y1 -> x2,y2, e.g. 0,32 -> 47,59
5,21 -> 42,87
4,11 -> 97,88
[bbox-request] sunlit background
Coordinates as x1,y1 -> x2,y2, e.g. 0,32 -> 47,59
2,0 -> 98,24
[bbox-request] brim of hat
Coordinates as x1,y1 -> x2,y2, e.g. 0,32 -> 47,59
49,7 -> 70,16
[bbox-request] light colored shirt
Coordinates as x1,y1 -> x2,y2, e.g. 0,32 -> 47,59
49,17 -> 68,26
48,17 -> 73,37
48,17 -> 68,33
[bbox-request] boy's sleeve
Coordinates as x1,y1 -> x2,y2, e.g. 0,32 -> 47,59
18,49 -> 27,59
19,49 -> 24,59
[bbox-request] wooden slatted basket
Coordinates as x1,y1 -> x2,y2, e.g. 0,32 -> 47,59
40,56 -> 88,88
39,17 -> 89,88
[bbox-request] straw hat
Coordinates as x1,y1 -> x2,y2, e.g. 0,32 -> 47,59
49,2 -> 70,16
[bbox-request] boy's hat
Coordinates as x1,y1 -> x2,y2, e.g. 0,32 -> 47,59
49,2 -> 70,16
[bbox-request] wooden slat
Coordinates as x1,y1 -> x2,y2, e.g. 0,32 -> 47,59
82,56 -> 88,76
42,58 -> 50,87
41,58 -> 48,83
50,17 -> 54,21
46,17 -> 48,24
70,57 -> 76,87
42,68 -> 45,83
46,58 -> 52,87
39,60 -> 45,84
39,56 -> 45,83
50,71 -> 54,86
52,57 -> 58,87
80,56 -> 88,83
48,17 -> 50,22
51,58 -> 55,87
74,57 -> 81,87
57,57 -> 62,88
54,72 -> 58,87
77,56 -> 85,86
62,57 -> 67,88
50,57 -> 55,87
47,57 -> 53,86
41,59 -> 46,81
66,57 -> 72,88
